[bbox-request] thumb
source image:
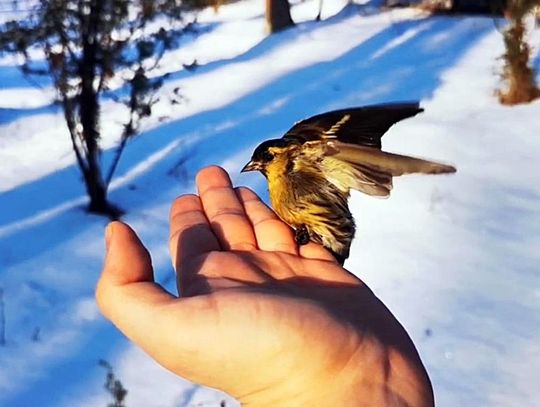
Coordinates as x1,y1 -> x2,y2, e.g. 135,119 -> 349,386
96,221 -> 176,340
96,222 -> 224,383
101,221 -> 154,286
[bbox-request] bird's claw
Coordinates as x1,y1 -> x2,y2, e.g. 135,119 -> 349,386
295,225 -> 311,246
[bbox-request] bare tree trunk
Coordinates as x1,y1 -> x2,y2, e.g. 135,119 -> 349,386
499,12 -> 539,104
266,0 -> 294,33
316,0 -> 323,21
79,88 -> 110,215
76,1 -> 121,218
84,162 -> 108,213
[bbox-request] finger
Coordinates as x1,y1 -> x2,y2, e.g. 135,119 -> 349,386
96,222 -> 217,374
299,242 -> 339,263
235,187 -> 298,255
96,222 -> 178,347
169,192 -> 269,291
197,166 -> 257,251
169,194 -> 221,278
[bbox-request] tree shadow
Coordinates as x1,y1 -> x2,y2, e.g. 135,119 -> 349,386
0,63 -> 51,90
0,104 -> 61,124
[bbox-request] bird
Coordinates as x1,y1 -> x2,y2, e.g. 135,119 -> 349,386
241,102 -> 456,265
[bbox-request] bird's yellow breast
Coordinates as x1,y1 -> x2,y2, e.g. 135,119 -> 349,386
264,151 -> 354,255
265,153 -> 331,227
265,154 -> 302,227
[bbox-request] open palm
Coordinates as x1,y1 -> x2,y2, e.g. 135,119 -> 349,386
97,166 -> 433,407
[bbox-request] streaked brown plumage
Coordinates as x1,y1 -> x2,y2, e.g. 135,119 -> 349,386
241,102 -> 456,265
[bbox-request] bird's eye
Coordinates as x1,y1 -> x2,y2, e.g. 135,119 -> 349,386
261,151 -> 274,162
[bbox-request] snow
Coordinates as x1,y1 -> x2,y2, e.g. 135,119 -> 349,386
1,0 -> 539,406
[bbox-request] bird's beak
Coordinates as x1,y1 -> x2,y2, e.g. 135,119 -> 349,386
241,160 -> 262,173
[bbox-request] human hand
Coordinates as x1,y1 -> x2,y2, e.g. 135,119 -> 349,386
96,166 -> 433,407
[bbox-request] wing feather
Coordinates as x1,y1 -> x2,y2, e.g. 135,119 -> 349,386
320,142 -> 455,198
332,142 -> 457,176
283,103 -> 456,198
283,102 -> 423,148
321,156 -> 393,198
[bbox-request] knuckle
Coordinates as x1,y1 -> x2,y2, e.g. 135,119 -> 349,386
210,208 -> 245,222
252,217 -> 280,228
271,242 -> 297,253
231,241 -> 257,251
203,251 -> 226,268
170,194 -> 201,216
235,187 -> 258,201
199,185 -> 228,200
170,209 -> 205,226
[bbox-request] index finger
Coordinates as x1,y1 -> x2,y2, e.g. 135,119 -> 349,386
169,194 -> 220,275
197,166 -> 257,251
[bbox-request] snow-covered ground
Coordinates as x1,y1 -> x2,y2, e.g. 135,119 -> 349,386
1,0 -> 539,406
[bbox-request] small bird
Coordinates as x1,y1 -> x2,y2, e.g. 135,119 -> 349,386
241,102 -> 456,265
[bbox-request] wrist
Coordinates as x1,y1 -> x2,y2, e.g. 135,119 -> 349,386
241,339 -> 433,407
319,341 -> 434,407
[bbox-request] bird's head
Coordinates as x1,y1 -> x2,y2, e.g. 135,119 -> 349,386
241,139 -> 291,176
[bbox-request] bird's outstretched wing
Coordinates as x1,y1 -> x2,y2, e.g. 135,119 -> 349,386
321,144 -> 456,197
282,102 -> 424,148
286,102 -> 455,198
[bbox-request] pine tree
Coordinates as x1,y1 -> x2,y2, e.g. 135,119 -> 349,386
0,0 -> 200,217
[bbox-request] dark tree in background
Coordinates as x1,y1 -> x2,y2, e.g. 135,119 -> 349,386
266,0 -> 295,33
0,0 -> 201,217
498,0 -> 540,104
